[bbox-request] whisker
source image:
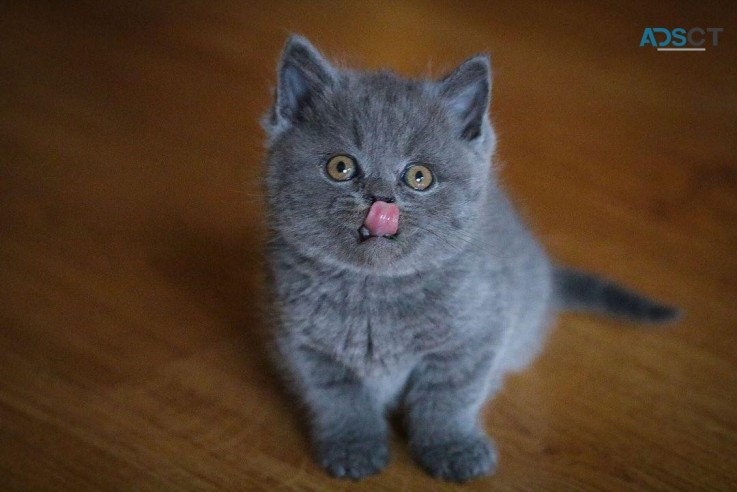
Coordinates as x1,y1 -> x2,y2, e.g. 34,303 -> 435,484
410,223 -> 476,254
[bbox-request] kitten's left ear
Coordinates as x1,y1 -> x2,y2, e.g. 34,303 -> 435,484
270,35 -> 337,129
438,55 -> 491,141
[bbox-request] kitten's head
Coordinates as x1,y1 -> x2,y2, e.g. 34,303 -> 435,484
264,35 -> 496,276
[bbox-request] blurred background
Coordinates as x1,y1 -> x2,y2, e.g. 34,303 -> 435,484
1,1 -> 735,489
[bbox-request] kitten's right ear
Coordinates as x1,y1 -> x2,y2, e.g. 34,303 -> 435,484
270,35 -> 336,129
438,55 -> 492,142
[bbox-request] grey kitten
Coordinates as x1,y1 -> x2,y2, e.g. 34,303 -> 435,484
262,35 -> 678,482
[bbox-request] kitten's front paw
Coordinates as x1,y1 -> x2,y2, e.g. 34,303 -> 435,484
412,435 -> 497,482
315,436 -> 389,480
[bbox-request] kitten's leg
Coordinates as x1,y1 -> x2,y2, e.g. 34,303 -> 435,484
289,346 -> 388,480
403,348 -> 497,482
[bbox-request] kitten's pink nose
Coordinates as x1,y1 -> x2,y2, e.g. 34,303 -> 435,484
362,201 -> 399,237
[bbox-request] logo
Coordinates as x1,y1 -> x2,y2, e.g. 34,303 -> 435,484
640,27 -> 723,51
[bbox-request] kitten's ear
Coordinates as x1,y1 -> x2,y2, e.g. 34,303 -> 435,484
438,55 -> 491,141
271,35 -> 336,128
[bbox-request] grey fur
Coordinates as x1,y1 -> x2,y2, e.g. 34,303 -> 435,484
262,35 -> 678,482
554,267 -> 680,322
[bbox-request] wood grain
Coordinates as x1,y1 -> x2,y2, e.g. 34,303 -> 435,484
1,1 -> 736,490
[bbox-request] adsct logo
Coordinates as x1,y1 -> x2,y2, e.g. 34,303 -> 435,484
640,27 -> 723,51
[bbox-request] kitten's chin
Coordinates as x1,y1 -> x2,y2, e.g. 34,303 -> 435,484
352,236 -> 407,271
281,228 -> 444,276
318,234 -> 419,276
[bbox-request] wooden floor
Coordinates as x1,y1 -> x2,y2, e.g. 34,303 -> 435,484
2,1 -> 736,490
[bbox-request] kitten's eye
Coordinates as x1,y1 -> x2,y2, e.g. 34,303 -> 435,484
402,164 -> 434,191
326,155 -> 358,181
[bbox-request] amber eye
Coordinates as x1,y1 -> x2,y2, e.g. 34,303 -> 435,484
402,164 -> 434,191
326,155 -> 358,181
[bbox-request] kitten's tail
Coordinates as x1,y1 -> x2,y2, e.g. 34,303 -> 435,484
553,267 -> 681,323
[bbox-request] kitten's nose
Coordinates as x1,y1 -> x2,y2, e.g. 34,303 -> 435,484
370,195 -> 395,203
364,181 -> 395,204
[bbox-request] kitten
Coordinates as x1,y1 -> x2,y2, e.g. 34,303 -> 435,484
262,35 -> 678,482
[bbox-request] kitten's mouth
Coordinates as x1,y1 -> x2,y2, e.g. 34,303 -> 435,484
358,201 -> 399,243
358,226 -> 398,242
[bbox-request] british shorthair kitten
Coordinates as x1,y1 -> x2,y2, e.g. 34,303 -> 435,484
262,35 -> 677,482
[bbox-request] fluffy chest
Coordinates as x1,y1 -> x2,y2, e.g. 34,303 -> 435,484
277,268 -> 460,376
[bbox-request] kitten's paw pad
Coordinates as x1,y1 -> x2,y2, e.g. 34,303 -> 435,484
315,437 -> 389,480
413,436 -> 497,482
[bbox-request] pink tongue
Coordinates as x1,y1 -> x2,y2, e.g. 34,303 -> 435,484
363,201 -> 399,236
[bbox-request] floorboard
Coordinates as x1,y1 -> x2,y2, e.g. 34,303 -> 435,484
1,1 -> 736,490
